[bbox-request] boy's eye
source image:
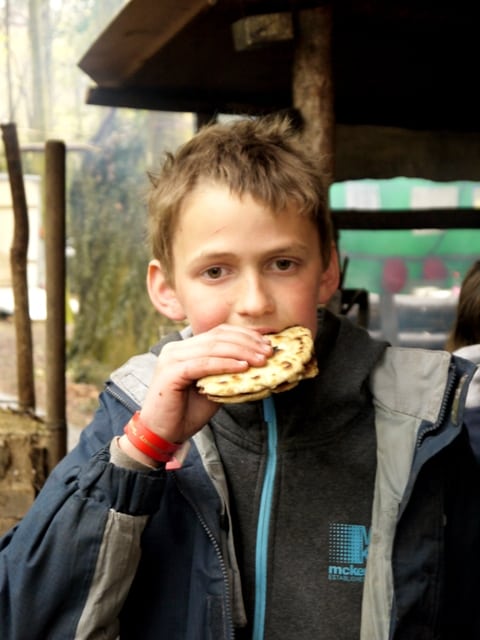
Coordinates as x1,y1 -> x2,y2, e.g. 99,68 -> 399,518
203,266 -> 225,279
273,258 -> 295,271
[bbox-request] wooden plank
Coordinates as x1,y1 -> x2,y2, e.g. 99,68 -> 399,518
78,0 -> 215,84
84,86 -> 289,114
232,13 -> 293,51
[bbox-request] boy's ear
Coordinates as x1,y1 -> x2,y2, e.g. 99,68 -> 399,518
147,260 -> 187,321
318,245 -> 341,305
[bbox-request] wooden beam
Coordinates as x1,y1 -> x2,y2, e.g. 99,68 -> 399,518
85,84 -> 480,181
232,13 -> 293,51
84,85 -> 290,114
1,123 -> 35,412
335,125 -> 480,182
332,208 -> 480,230
78,0 -> 216,85
292,6 -> 334,188
44,140 -> 67,465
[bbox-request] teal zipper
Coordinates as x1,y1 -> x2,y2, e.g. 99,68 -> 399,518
252,396 -> 278,640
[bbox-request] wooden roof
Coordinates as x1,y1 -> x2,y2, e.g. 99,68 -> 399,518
78,0 -> 480,189
79,0 -> 480,131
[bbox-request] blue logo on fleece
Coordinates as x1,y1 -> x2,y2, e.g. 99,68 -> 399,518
328,523 -> 370,582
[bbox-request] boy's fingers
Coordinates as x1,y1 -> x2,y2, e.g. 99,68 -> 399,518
161,328 -> 273,371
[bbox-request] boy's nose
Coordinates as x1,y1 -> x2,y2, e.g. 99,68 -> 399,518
235,274 -> 274,317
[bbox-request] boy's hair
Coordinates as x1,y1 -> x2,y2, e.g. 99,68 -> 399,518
446,259 -> 480,351
147,114 -> 334,282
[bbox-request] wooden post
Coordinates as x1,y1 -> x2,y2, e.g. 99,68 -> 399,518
292,5 -> 334,189
44,140 -> 67,464
1,123 -> 36,412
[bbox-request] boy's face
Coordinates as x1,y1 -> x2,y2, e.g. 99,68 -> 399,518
148,184 -> 339,337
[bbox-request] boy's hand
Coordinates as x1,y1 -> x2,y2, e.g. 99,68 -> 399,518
119,325 -> 272,464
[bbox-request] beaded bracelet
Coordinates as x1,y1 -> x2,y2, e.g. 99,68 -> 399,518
124,411 -> 180,463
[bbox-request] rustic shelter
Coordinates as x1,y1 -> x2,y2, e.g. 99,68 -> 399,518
79,0 -> 480,185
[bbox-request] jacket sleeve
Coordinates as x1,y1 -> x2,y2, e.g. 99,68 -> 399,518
0,391 -> 166,640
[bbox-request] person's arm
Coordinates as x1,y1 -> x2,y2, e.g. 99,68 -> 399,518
0,325 -> 271,638
0,394 -> 166,640
118,323 -> 272,463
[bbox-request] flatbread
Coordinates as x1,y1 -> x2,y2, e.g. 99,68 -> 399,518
196,325 -> 317,403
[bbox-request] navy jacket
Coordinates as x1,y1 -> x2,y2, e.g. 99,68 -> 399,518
1,315 -> 479,639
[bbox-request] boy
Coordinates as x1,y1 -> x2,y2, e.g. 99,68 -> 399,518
1,115 -> 479,639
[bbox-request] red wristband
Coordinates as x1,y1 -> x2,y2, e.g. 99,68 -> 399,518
124,423 -> 172,463
124,411 -> 180,463
131,411 -> 180,453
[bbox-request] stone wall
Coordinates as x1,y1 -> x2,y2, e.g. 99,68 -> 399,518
0,409 -> 52,535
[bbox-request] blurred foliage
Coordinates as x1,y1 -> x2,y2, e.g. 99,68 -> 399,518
1,2 -> 194,385
67,109 -> 189,384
